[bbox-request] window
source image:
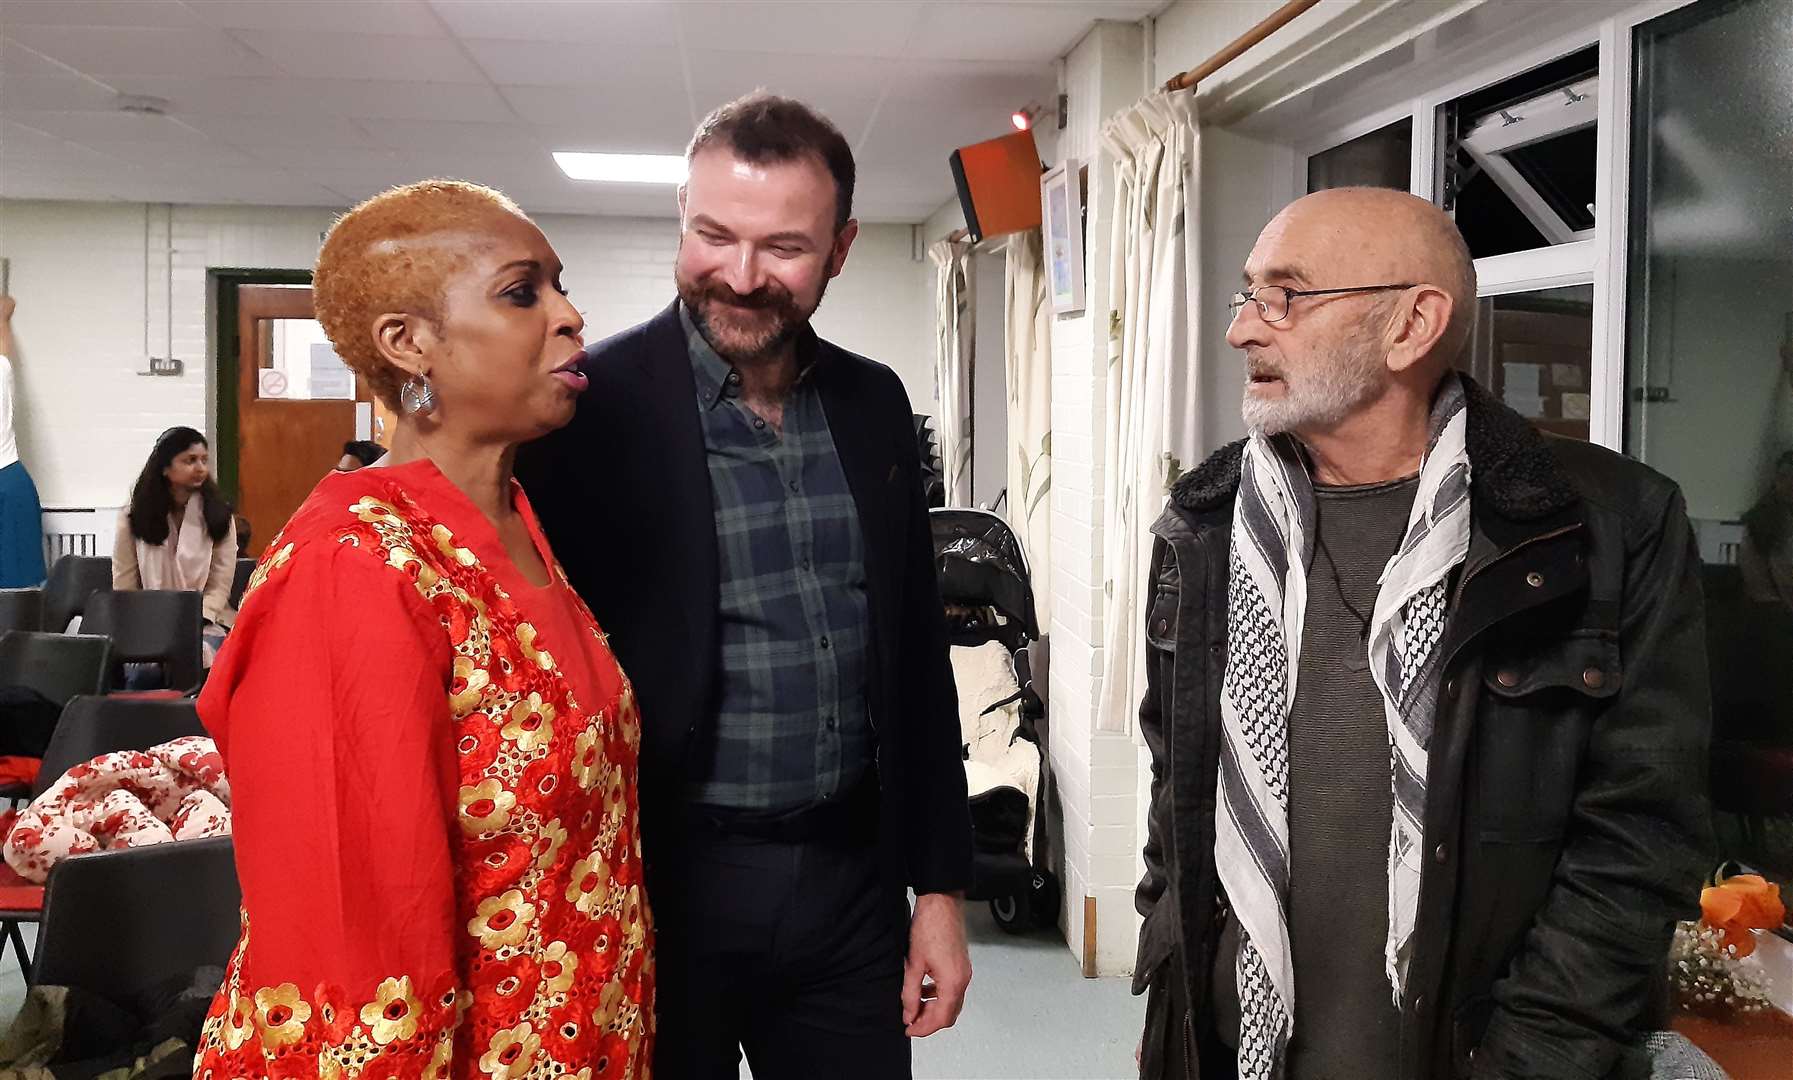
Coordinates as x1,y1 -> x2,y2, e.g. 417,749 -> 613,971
1464,285 -> 1594,441
1307,118 -> 1411,193
1628,0 -> 1793,889
1439,47 -> 1599,259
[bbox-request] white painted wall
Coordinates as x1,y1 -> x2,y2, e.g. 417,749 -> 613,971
0,199 -> 934,508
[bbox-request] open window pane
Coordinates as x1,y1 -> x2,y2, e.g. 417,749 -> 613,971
1628,0 -> 1793,890
1307,118 -> 1411,193
1438,47 -> 1599,259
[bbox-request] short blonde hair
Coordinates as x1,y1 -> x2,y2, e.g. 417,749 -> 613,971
313,180 -> 526,409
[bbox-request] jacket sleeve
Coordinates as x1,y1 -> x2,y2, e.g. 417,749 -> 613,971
1472,487 -> 1713,1079
891,382 -> 973,896
1134,536 -> 1176,986
194,539 -> 464,1072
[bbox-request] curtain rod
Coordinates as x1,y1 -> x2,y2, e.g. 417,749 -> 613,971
1162,0 -> 1320,94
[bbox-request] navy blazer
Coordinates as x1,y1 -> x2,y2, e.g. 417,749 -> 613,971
516,302 -> 972,896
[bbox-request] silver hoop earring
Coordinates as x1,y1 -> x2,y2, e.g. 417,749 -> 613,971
399,373 -> 437,416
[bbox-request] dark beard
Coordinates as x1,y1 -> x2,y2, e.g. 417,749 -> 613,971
674,272 -> 825,364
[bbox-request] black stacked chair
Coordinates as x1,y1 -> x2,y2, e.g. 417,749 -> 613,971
0,630 -> 111,708
80,589 -> 203,693
0,589 -> 42,633
2,695 -> 210,976
32,695 -> 207,800
40,555 -> 111,633
32,836 -> 240,1002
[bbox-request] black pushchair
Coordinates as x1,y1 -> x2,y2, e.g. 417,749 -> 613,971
931,508 -> 1059,933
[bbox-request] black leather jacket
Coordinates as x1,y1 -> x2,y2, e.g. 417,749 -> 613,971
1133,378 -> 1713,1080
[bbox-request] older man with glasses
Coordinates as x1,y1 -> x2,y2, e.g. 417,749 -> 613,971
1131,186 -> 1711,1080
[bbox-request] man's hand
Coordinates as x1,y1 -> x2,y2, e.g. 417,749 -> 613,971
903,891 -> 971,1037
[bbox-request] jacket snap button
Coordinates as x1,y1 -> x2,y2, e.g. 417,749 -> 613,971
1444,677 -> 1458,700
1433,843 -> 1448,864
1496,669 -> 1519,689
1154,619 -> 1169,637
1525,571 -> 1545,588
1582,667 -> 1606,690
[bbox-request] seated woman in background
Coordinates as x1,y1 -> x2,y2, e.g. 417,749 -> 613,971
113,426 -> 236,662
192,180 -> 652,1077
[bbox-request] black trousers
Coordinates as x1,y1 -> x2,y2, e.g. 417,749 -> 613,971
652,823 -> 912,1080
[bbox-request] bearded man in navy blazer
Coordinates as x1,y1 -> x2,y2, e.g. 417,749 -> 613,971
517,92 -> 973,1080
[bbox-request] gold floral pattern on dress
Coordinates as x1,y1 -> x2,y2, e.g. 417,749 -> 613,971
239,542 -> 294,607
516,622 -> 555,672
565,852 -> 612,916
572,727 -> 603,790
479,1023 -> 542,1080
468,889 -> 536,950
541,941 -> 578,994
459,778 -> 517,835
361,976 -> 425,1044
501,693 -> 556,752
252,983 -> 312,1047
451,655 -> 492,717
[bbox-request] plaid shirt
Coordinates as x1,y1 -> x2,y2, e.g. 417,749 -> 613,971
681,305 -> 874,812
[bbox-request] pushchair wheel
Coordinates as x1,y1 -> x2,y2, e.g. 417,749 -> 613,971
989,870 -> 1059,934
989,890 -> 1031,934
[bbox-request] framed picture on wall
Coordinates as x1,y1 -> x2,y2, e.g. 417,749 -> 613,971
1041,160 -> 1085,315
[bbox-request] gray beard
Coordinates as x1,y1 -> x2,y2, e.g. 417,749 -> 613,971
1241,333 -> 1387,436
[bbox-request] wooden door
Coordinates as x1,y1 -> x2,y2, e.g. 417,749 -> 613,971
235,285 -> 369,542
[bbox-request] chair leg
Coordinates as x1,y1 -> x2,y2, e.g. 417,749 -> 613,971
3,919 -> 30,981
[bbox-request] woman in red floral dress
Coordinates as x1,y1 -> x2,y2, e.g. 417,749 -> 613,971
193,181 -> 652,1079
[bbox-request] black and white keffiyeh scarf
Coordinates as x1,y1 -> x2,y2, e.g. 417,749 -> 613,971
1219,375 -> 1473,1078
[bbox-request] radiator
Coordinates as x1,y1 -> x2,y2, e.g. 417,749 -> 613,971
41,507 -> 120,563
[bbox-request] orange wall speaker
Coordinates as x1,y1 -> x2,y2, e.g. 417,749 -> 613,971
948,129 -> 1042,242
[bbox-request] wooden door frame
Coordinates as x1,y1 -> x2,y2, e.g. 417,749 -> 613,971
213,269 -> 312,502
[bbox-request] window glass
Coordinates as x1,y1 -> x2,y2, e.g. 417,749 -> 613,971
1307,119 -> 1411,193
1463,285 -> 1593,442
1629,0 -> 1793,892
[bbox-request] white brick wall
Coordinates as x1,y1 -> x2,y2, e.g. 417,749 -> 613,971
0,199 -> 934,508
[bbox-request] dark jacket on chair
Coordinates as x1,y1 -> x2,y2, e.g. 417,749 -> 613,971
516,301 -> 972,897
1133,377 -> 1712,1080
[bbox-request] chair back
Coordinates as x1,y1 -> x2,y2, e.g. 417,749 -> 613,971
0,630 -> 111,707
82,589 -> 204,693
228,558 -> 255,611
41,555 -> 111,633
32,836 -> 241,1005
33,694 -> 207,800
0,588 -> 42,633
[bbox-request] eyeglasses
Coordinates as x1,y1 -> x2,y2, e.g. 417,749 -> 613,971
1228,283 -> 1417,324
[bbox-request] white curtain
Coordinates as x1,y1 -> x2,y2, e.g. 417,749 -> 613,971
929,239 -> 976,507
1095,92 -> 1203,735
1004,229 -> 1053,626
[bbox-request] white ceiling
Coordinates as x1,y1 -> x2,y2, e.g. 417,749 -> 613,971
0,0 -> 1162,222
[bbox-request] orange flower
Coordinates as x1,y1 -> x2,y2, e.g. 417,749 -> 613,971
1700,873 -> 1786,957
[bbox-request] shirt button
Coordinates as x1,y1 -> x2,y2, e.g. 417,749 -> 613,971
802,559 -> 813,571
820,637 -> 831,650
754,418 -> 766,429
726,371 -> 741,384
826,716 -> 838,730
789,480 -> 800,493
